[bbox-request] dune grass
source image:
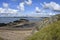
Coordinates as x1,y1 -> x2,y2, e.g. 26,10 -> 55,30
0,37 -> 4,40
27,21 -> 60,40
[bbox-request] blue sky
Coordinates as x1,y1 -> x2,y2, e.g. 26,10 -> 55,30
0,0 -> 60,17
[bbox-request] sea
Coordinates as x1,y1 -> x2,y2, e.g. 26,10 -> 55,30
0,17 -> 43,23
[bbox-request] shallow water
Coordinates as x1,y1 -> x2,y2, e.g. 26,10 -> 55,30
0,17 -> 43,23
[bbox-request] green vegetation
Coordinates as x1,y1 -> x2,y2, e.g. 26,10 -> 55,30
56,14 -> 60,20
0,37 -> 4,40
27,21 -> 60,40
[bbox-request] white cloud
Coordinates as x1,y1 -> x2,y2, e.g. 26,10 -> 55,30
35,7 -> 41,13
25,0 -> 32,5
8,9 -> 18,13
17,0 -> 32,11
17,2 -> 25,11
3,3 -> 9,8
0,8 -> 18,14
42,2 -> 60,11
0,2 -> 18,14
0,8 -> 19,17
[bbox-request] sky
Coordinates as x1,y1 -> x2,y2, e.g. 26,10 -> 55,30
0,0 -> 60,17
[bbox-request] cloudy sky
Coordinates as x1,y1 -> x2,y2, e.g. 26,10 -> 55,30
0,0 -> 60,17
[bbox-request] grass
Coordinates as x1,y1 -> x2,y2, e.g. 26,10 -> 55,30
27,21 -> 60,40
0,37 -> 4,40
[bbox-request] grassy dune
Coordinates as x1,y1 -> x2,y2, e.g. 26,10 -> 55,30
27,21 -> 60,40
0,37 -> 4,40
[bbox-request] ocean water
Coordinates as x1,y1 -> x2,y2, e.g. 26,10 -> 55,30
0,17 -> 43,23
